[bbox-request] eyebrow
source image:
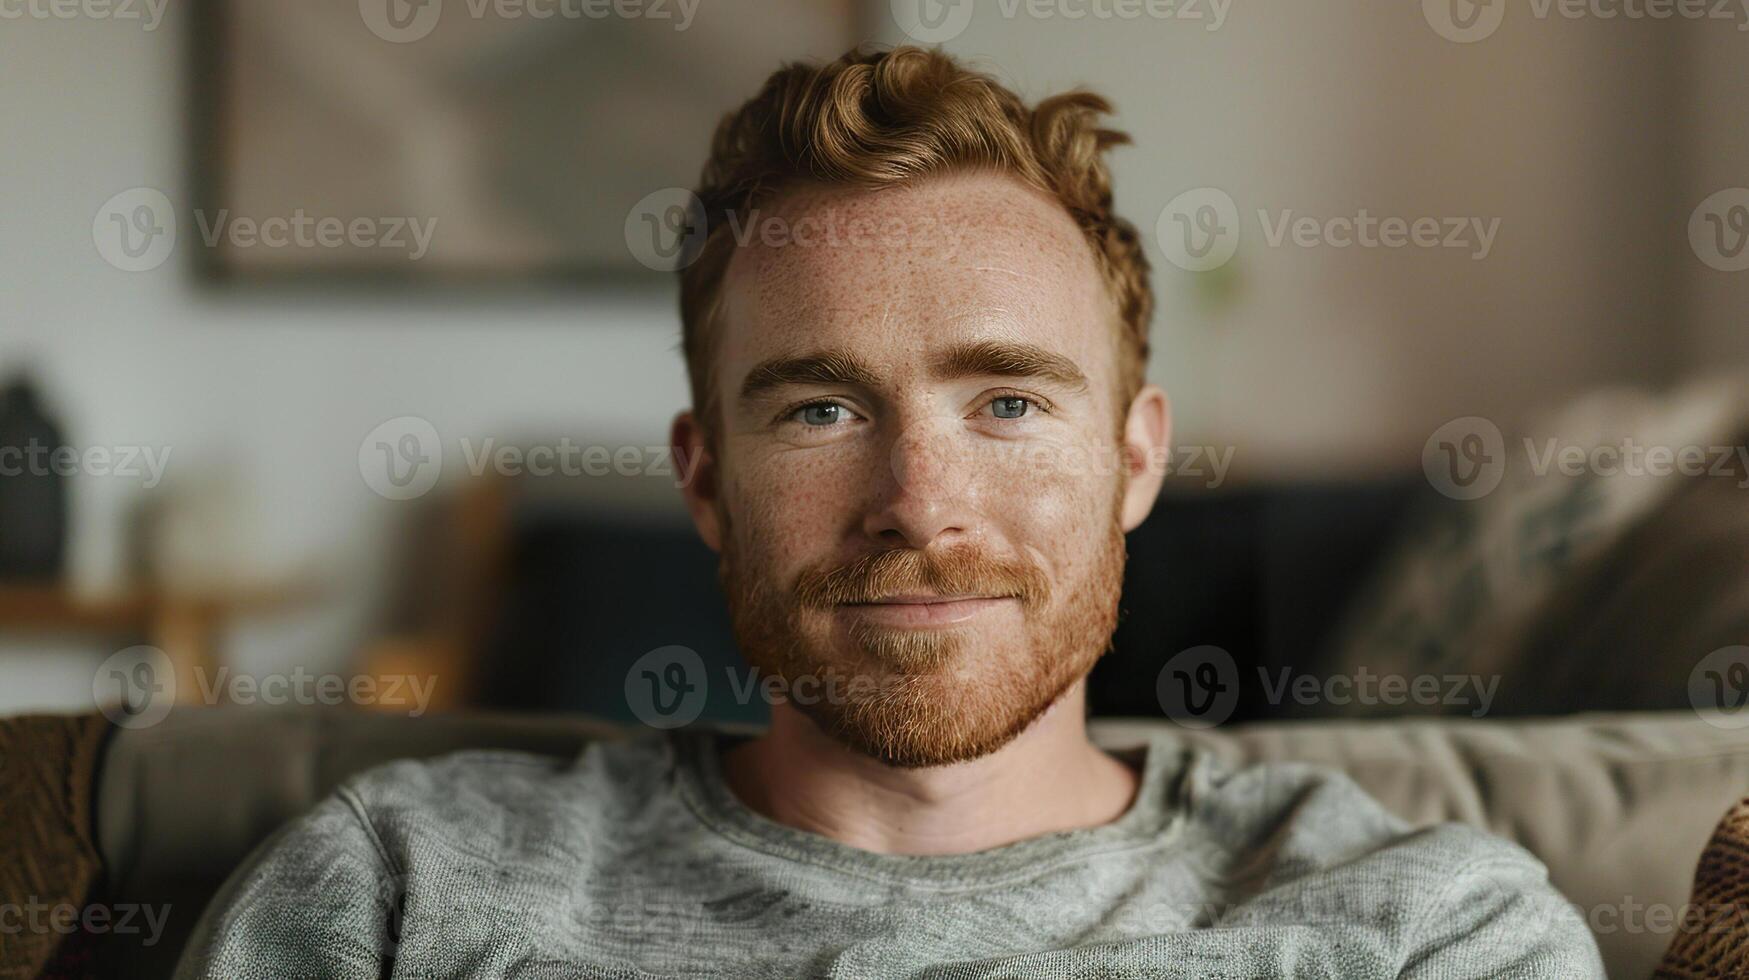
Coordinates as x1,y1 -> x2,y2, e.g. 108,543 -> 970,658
736,339 -> 1088,402
739,349 -> 882,400
931,339 -> 1088,391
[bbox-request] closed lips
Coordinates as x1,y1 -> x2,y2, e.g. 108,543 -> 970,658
848,594 -> 1001,604
838,595 -> 1016,627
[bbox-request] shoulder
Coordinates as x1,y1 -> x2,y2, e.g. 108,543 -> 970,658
340,746 -> 578,808
1169,747 -> 1413,861
175,734 -> 677,978
1170,743 -> 1556,876
1159,744 -> 1600,975
332,734 -> 674,859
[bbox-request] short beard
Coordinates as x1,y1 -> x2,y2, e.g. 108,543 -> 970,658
719,508 -> 1128,768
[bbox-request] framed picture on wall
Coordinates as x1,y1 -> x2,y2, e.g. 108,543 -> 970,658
189,0 -> 868,285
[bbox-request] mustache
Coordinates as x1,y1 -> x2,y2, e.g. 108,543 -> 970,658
794,547 -> 1050,609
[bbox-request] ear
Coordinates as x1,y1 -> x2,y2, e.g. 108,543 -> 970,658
1118,385 -> 1171,532
671,410 -> 723,553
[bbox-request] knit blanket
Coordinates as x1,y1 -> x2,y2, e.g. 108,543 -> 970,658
0,713 -> 111,980
1657,795 -> 1749,978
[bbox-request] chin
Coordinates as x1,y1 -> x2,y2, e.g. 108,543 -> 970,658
842,622 -> 970,673
789,641 -> 1085,769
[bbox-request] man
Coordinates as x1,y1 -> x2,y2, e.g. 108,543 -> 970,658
178,46 -> 1603,978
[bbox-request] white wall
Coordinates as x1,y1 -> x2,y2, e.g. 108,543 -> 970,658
1677,14 -> 1749,365
920,2 -> 1688,473
0,10 -> 693,703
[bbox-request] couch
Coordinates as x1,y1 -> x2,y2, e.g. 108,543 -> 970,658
5,704 -> 1743,979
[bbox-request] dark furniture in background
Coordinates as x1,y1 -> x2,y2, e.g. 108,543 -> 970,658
475,481 -> 1432,726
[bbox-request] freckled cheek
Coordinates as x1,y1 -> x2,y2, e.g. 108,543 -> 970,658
967,435 -> 1120,572
725,444 -> 880,564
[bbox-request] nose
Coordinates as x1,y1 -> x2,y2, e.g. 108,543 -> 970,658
862,416 -> 978,549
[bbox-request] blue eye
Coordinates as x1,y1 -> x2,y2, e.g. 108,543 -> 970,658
991,396 -> 1032,420
797,403 -> 846,426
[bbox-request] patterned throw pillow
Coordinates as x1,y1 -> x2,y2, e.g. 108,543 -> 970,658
1323,373 -> 1749,718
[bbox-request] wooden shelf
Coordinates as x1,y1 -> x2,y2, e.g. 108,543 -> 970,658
0,582 -> 313,706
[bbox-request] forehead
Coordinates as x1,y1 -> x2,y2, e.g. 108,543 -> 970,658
717,171 -> 1116,385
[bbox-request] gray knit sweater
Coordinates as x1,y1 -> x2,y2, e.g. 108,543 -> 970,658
175,732 -> 1604,978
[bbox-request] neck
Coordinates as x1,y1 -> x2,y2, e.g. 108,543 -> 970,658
721,681 -> 1140,856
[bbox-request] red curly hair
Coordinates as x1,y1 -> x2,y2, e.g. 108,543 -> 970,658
679,45 -> 1152,430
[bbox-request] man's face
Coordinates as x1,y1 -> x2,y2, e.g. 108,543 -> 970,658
678,171 -> 1167,767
